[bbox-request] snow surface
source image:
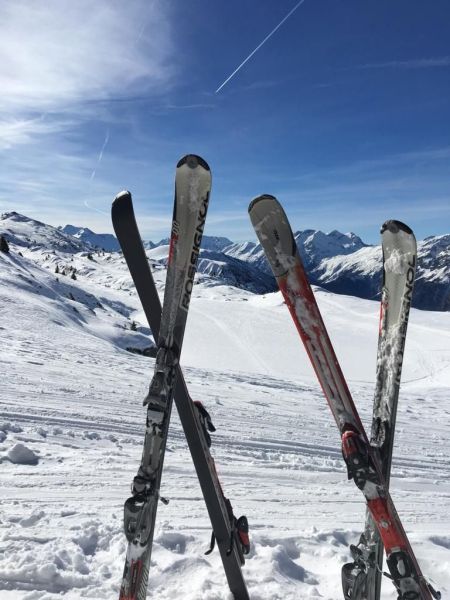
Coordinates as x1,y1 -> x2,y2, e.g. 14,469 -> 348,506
0,240 -> 449,599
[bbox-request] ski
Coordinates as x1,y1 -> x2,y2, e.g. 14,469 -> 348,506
248,194 -> 440,600
342,222 -> 418,600
112,180 -> 250,597
116,154 -> 211,600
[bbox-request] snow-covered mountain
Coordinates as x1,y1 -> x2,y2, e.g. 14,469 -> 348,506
221,229 -> 449,312
1,211 -> 88,253
150,235 -> 233,253
222,230 -> 367,269
0,212 -> 448,599
143,226 -> 449,311
306,235 -> 450,312
145,243 -> 274,294
60,224 -> 121,252
2,211 -> 449,310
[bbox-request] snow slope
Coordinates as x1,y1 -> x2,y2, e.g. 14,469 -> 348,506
0,239 -> 449,599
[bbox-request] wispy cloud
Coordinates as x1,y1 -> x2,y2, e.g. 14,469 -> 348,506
0,115 -> 76,150
0,134 -> 176,235
0,0 -> 175,145
215,0 -> 307,93
0,0 -> 180,231
355,56 -> 450,70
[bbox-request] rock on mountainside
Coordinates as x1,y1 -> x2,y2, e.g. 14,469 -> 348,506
302,235 -> 450,312
414,234 -> 450,311
224,230 -> 367,272
197,251 -> 275,294
146,244 -> 273,294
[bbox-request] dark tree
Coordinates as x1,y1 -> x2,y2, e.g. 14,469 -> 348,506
0,235 -> 9,253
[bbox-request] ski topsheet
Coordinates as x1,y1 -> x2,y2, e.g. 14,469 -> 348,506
116,155 -> 211,600
342,221 -> 418,600
372,221 -> 417,482
112,182 -> 249,598
248,194 -> 439,600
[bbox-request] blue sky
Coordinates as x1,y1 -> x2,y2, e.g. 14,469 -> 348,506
1,0 -> 449,244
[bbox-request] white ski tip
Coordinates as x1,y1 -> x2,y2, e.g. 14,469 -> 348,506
115,190 -> 131,200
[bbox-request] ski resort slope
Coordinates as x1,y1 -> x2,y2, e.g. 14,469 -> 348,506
0,248 -> 449,599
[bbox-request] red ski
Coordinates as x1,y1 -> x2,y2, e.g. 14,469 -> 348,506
248,194 -> 440,600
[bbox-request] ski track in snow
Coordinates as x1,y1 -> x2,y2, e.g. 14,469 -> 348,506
0,246 -> 449,599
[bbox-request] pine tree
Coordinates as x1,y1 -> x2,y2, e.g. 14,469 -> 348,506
0,235 -> 10,253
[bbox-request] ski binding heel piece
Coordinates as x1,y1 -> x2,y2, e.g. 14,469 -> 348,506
341,560 -> 369,600
236,515 -> 250,555
341,429 -> 378,491
123,493 -> 155,545
386,550 -> 424,600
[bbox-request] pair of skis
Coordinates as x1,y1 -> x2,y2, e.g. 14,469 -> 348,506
112,155 -> 249,600
249,195 -> 440,600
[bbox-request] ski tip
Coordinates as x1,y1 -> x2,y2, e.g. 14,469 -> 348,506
248,194 -> 278,213
177,154 -> 210,171
380,220 -> 413,236
113,190 -> 132,205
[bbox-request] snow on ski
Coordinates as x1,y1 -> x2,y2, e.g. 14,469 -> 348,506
342,221 -> 418,600
248,194 -> 440,600
116,155 -> 212,600
111,181 -> 250,598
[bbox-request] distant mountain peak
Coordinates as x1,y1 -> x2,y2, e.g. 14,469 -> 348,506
1,211 -> 46,227
60,225 -> 120,252
0,211 -> 87,253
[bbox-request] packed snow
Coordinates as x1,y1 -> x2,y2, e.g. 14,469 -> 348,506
0,233 -> 449,599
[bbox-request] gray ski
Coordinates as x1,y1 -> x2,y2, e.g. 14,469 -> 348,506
112,172 -> 249,600
342,221 -> 421,600
118,155 -> 211,600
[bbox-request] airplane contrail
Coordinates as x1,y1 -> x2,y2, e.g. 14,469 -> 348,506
83,199 -> 109,217
90,129 -> 110,181
215,0 -> 307,94
83,129 -> 111,218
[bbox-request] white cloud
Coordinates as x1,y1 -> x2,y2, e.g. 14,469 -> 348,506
0,0 -> 174,145
0,115 -> 77,149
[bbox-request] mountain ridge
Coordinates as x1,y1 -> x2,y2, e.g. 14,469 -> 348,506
1,211 -> 448,311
